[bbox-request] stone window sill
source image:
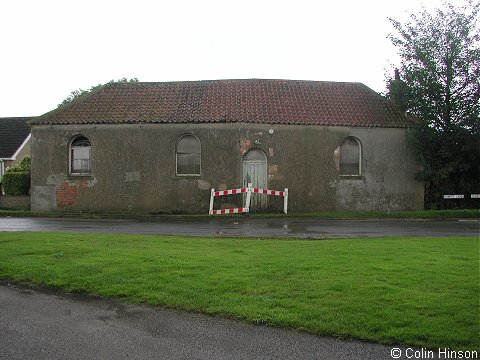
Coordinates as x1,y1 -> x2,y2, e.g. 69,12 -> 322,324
67,174 -> 94,180
173,175 -> 202,180
339,175 -> 363,180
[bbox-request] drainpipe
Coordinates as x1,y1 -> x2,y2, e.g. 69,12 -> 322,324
0,159 -> 3,195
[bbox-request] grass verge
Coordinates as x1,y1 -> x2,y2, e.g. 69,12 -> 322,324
0,232 -> 478,350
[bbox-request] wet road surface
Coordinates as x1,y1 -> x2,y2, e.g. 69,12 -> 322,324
0,282 -> 407,360
0,216 -> 478,238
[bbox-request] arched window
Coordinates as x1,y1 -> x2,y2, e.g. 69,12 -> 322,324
70,135 -> 91,174
340,137 -> 361,176
176,135 -> 201,175
243,149 -> 267,161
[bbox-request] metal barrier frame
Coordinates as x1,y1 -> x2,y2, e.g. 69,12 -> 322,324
209,183 -> 288,215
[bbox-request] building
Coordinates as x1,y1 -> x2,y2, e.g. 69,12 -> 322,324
0,117 -> 32,183
29,79 -> 424,213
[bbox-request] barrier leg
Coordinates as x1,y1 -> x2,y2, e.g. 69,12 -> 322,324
284,188 -> 288,214
209,188 -> 215,215
244,183 -> 252,213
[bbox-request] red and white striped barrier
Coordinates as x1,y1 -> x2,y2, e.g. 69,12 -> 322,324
209,183 -> 288,215
252,188 -> 285,196
213,188 -> 248,196
211,208 -> 247,215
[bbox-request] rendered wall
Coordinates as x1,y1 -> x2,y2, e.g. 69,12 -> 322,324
30,123 -> 423,213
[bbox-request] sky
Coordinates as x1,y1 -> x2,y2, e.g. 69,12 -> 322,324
0,0 -> 452,117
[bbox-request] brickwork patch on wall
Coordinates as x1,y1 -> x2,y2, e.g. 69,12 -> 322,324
56,181 -> 78,208
239,138 -> 252,154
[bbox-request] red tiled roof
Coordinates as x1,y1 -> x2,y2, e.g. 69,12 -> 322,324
32,79 -> 412,128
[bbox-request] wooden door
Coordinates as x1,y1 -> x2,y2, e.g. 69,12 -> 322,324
242,149 -> 267,209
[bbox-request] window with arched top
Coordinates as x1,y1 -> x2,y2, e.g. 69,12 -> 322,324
340,137 -> 361,176
176,135 -> 201,175
243,149 -> 267,161
70,135 -> 91,175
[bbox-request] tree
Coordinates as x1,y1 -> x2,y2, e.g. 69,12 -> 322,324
387,1 -> 480,209
57,77 -> 139,108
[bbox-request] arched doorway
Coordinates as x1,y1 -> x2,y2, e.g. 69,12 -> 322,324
242,149 -> 267,209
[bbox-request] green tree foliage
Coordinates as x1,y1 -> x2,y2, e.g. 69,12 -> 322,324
5,155 -> 31,174
57,77 -> 139,108
387,1 -> 480,209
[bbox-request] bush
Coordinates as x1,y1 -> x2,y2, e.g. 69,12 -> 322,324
2,172 -> 30,195
18,156 -> 31,172
5,155 -> 30,173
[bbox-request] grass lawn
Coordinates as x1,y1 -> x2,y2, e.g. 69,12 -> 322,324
0,232 -> 478,350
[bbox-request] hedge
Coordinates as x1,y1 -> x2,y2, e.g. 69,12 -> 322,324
2,172 -> 30,195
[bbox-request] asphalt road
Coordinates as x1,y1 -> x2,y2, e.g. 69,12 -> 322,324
0,282 -> 406,360
0,216 -> 478,238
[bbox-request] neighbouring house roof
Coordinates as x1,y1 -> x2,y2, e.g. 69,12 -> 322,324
0,117 -> 32,159
31,79 -> 412,128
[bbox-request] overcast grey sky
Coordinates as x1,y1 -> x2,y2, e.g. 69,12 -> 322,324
0,0 -> 451,117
